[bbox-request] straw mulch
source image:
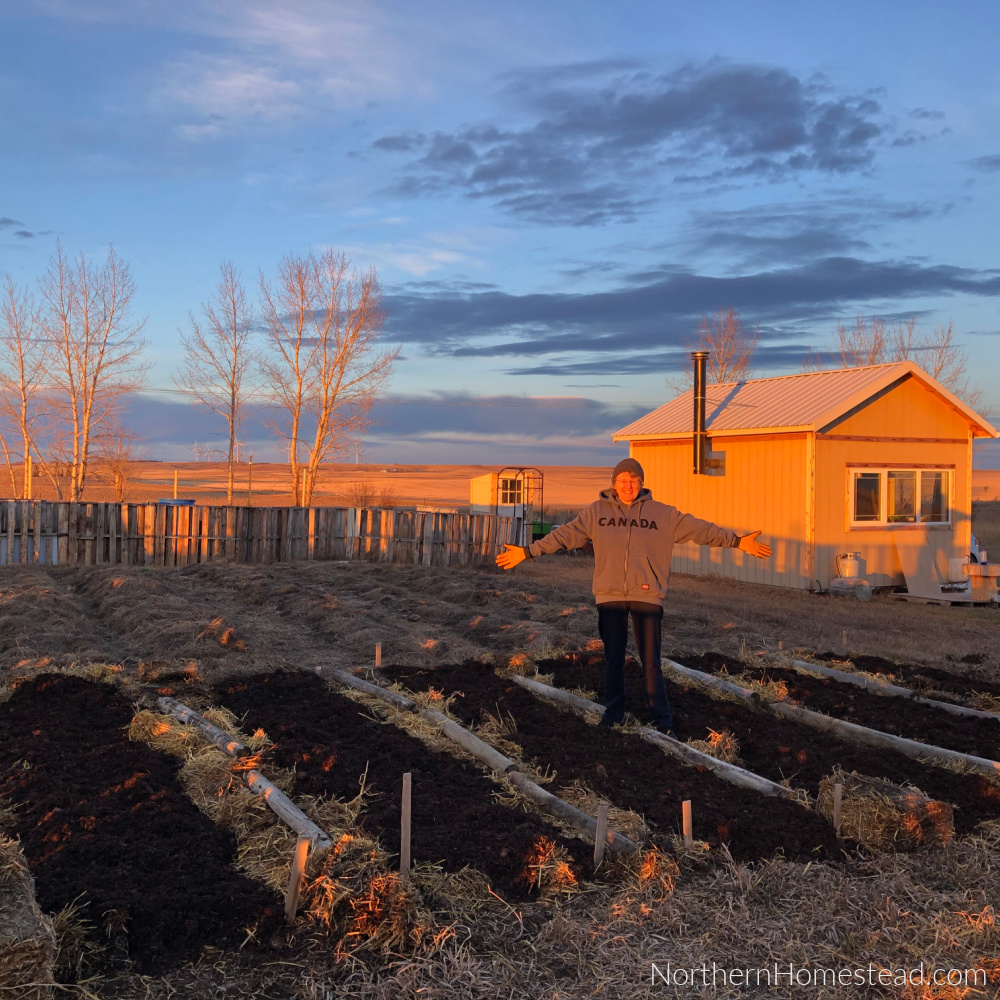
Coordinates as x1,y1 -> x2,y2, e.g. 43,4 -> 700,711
686,727 -> 742,764
128,709 -> 451,966
818,768 -> 955,851
0,836 -> 57,1000
316,680 -> 587,900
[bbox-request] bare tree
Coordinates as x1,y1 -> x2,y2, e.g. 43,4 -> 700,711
39,244 -> 147,501
697,307 -> 760,383
806,313 -> 981,407
259,250 -> 398,505
0,278 -> 50,497
96,424 -> 147,502
668,307 -> 759,395
174,261 -> 256,504
916,320 -> 982,408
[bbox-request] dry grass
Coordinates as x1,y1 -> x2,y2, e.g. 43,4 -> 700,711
818,769 -> 955,852
317,677 -> 593,897
2,554 -> 1000,997
129,706 -> 448,963
686,727 -> 742,764
0,836 -> 57,1000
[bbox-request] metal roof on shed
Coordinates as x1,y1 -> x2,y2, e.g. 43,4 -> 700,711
613,362 -> 997,440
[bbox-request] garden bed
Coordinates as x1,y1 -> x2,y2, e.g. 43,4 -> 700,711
214,670 -> 591,900
682,652 -> 1000,761
541,653 -> 1000,836
0,674 -> 277,975
814,651 -> 1000,703
380,661 -> 844,863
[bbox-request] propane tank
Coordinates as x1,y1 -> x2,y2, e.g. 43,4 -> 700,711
836,552 -> 862,580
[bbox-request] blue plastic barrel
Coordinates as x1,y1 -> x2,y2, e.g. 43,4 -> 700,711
157,498 -> 196,506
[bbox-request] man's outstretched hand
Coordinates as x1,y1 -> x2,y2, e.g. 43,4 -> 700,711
496,544 -> 529,571
738,530 -> 772,559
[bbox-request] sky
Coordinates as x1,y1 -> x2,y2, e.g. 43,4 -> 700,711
2,0 -> 1000,466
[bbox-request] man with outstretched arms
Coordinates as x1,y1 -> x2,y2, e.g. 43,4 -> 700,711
496,458 -> 771,735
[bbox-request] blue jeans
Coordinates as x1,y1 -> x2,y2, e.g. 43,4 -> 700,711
597,601 -> 672,730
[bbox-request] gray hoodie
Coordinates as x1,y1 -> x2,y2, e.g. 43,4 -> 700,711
527,487 -> 739,605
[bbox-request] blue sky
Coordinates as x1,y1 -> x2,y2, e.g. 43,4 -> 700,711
2,0 -> 1000,465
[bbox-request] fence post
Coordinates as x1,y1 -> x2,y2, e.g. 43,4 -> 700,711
21,500 -> 31,566
32,501 -> 42,565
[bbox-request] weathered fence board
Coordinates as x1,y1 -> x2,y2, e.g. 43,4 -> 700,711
0,500 -> 515,569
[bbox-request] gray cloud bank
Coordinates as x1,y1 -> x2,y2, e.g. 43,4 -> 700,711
385,255 -> 1000,376
119,391 -> 641,465
374,61 -> 892,225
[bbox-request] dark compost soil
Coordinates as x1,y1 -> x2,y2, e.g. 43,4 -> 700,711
814,651 -> 1000,702
539,653 -> 1000,836
683,653 -> 1000,762
0,674 -> 277,975
380,661 -> 844,864
214,671 -> 591,900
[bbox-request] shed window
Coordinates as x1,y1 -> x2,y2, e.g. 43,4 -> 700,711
920,471 -> 948,522
887,471 -> 916,523
850,469 -> 950,526
499,478 -> 523,505
853,473 -> 880,522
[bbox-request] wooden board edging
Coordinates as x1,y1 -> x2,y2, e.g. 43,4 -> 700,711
158,696 -> 331,848
507,771 -> 637,854
510,674 -> 810,804
326,668 -> 418,712
158,696 -> 248,756
783,657 -> 1000,723
328,667 -> 636,852
662,659 -> 1000,779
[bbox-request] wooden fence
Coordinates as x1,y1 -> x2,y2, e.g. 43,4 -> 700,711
0,501 -> 519,569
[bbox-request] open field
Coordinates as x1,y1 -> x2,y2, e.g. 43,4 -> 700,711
11,459 -> 1000,515
8,461 -> 610,514
1,557 -> 1000,997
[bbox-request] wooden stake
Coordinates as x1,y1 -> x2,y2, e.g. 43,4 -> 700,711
682,800 -> 693,848
173,469 -> 178,500
301,468 -> 307,507
25,454 -> 31,500
400,772 -> 412,882
284,835 -> 310,925
594,803 -> 609,868
841,629 -> 848,651
832,783 -> 843,832
375,642 -> 382,667
248,459 -> 253,506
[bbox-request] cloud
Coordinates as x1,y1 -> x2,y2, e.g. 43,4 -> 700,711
969,154 -> 1000,173
364,392 -> 643,464
13,230 -> 33,238
680,196 -> 942,266
161,56 -> 302,123
119,389 -> 638,465
374,60 -> 886,225
384,255 -> 1000,375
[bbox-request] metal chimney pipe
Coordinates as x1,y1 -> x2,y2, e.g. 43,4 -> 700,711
692,351 -> 709,475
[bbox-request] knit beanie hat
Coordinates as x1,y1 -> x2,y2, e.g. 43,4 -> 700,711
611,458 -> 644,484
